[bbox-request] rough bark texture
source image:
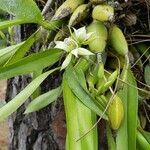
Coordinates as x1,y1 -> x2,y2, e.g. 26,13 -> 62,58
6,75 -> 66,150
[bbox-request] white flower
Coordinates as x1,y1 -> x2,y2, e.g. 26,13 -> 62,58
55,37 -> 77,52
71,48 -> 94,57
54,28 -> 94,70
73,27 -> 93,44
55,41 -> 70,52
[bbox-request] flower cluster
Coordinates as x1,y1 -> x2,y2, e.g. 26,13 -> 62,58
55,27 -> 94,70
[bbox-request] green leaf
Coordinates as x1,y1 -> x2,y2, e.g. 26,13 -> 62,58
138,127 -> 150,144
31,69 -> 43,99
144,63 -> 150,86
0,42 -> 24,66
65,65 -> 107,119
0,68 -> 59,121
126,69 -> 138,150
74,58 -> 90,73
136,43 -> 150,60
6,30 -> 40,64
106,123 -> 116,150
39,20 -> 64,31
25,87 -> 61,113
0,19 -> 26,30
0,30 -> 40,67
0,42 -> 24,57
76,97 -> 98,150
116,89 -> 128,149
0,1 -> 64,30
0,38 -> 7,49
63,74 -> 98,150
136,130 -> 150,150
0,0 -> 43,23
74,67 -> 87,89
62,78 -> 82,150
0,49 -> 62,80
0,18 -> 64,31
116,69 -> 138,150
74,66 -> 98,150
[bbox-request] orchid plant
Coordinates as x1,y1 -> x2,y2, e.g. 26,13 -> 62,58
0,1 -> 149,150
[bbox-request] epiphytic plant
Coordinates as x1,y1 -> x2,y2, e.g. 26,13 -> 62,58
0,0 -> 150,149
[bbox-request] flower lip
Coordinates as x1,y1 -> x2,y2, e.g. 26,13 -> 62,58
55,37 -> 78,52
54,41 -> 70,52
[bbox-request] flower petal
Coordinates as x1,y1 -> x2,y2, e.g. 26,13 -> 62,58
55,41 -> 69,52
74,48 -> 94,56
71,49 -> 79,57
73,27 -> 87,43
64,37 -> 77,50
61,53 -> 72,70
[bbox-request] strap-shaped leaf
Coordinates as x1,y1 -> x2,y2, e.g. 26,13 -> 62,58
74,67 -> 87,89
6,30 -> 40,65
65,65 -> 107,119
125,69 -> 138,150
0,42 -> 24,57
63,74 -> 98,150
0,0 -> 43,23
0,68 -> 59,121
0,1 -> 64,30
136,130 -> 150,150
116,69 -> 138,150
0,30 -> 40,67
116,90 -> 128,150
0,18 -> 64,31
144,63 -> 150,86
74,68 -> 98,150
0,49 -> 62,80
25,87 -> 61,113
138,127 -> 150,144
0,23 -> 41,66
0,42 -> 24,66
62,78 -> 82,150
106,123 -> 116,150
0,19 -> 27,30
